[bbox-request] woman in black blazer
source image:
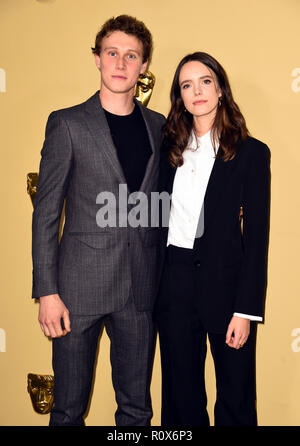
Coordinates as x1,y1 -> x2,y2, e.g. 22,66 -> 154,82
155,52 -> 271,426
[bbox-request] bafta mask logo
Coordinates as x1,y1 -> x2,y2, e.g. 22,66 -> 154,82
134,70 -> 155,106
27,373 -> 54,414
27,172 -> 39,205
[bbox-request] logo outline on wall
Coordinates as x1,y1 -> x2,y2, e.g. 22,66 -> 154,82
291,328 -> 300,352
0,328 -> 6,352
291,68 -> 300,93
0,68 -> 6,93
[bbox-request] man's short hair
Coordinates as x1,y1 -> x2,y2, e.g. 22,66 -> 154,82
91,15 -> 153,63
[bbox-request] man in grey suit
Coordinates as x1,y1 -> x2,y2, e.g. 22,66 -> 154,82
32,15 -> 165,426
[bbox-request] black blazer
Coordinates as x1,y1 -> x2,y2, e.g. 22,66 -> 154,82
158,136 -> 271,333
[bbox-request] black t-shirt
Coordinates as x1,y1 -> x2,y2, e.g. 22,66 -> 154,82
104,105 -> 152,193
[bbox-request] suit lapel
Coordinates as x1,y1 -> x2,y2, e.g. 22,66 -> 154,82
83,92 -> 159,193
203,156 -> 233,231
167,154 -> 233,233
83,91 -> 127,184
134,99 -> 157,194
167,164 -> 176,195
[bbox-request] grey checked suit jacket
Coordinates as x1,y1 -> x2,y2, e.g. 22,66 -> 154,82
32,91 -> 166,314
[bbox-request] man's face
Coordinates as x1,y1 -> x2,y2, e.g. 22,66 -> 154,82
95,31 -> 148,95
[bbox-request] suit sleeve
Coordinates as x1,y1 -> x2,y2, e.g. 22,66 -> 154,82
234,141 -> 271,318
32,111 -> 73,298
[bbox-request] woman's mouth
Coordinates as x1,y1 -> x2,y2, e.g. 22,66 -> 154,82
193,100 -> 207,105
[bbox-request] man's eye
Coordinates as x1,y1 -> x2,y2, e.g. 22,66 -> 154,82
128,54 -> 136,59
109,51 -> 117,56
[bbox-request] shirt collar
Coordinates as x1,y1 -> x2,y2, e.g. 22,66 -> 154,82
186,129 -> 217,153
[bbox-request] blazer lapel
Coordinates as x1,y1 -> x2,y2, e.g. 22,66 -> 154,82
83,91 -> 127,184
167,164 -> 177,195
135,99 -> 157,194
166,155 -> 232,229
203,156 -> 233,231
163,145 -> 237,234
83,92 -> 160,194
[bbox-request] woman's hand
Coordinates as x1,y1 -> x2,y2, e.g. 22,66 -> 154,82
225,316 -> 250,349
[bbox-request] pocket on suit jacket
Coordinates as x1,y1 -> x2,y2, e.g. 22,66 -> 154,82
67,232 -> 113,249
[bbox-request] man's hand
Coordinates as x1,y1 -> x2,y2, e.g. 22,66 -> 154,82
38,294 -> 71,338
225,316 -> 250,349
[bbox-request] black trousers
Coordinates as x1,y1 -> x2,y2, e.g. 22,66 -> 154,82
155,245 -> 258,427
50,295 -> 155,426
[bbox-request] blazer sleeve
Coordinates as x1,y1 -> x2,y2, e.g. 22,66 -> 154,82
32,111 -> 73,299
234,141 -> 271,318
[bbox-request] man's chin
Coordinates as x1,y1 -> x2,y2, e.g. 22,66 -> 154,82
101,82 -> 136,95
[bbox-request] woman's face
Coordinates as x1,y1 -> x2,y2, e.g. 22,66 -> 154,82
179,61 -> 222,120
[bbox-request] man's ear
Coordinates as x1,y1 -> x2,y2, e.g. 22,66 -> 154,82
140,60 -> 148,75
94,53 -> 101,70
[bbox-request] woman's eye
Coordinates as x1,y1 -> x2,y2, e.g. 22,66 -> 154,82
182,84 -> 190,89
203,78 -> 212,85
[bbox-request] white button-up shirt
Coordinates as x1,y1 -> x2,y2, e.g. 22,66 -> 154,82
167,130 -> 216,249
167,130 -> 262,322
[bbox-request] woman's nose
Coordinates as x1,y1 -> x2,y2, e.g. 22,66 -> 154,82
194,83 -> 203,95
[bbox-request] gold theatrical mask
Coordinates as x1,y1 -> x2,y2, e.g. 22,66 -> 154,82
134,71 -> 156,107
27,373 -> 54,414
27,172 -> 39,205
27,172 -> 65,240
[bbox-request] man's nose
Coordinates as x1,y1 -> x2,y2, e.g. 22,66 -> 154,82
116,55 -> 126,70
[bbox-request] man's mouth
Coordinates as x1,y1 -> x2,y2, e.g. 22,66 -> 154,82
112,75 -> 127,79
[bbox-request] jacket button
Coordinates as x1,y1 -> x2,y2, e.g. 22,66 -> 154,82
194,260 -> 201,267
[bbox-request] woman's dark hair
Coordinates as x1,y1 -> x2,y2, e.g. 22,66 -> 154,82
91,15 -> 152,64
164,52 -> 249,167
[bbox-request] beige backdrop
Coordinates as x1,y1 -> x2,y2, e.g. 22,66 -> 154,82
0,0 -> 300,426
